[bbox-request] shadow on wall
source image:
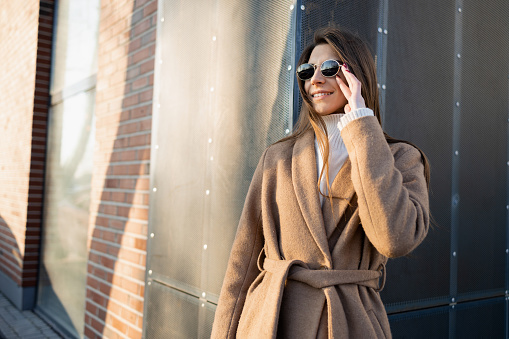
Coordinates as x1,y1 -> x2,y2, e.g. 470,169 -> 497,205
85,1 -> 152,338
0,214 -> 43,312
0,215 -> 22,290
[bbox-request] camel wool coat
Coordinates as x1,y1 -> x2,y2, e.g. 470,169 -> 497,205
211,115 -> 430,339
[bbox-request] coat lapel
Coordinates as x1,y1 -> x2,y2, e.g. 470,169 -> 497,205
322,159 -> 356,238
292,129 -> 332,266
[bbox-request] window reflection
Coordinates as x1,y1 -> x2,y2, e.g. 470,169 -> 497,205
37,0 -> 100,337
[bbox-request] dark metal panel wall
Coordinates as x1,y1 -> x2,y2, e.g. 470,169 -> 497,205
388,306 -> 450,339
382,0 -> 454,310
455,298 -> 506,338
456,1 -> 509,300
300,0 -> 379,49
144,0 -> 294,337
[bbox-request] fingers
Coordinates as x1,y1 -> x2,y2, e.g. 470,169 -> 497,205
341,64 -> 361,94
341,64 -> 366,111
336,76 -> 351,98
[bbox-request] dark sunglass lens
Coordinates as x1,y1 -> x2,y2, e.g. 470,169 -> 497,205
297,64 -> 315,80
321,60 -> 340,77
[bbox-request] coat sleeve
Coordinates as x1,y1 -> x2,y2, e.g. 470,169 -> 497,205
210,150 -> 267,338
340,115 -> 430,258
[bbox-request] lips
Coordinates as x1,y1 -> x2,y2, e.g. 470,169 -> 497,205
312,92 -> 332,98
311,91 -> 333,99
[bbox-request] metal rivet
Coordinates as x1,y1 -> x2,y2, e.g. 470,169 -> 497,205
290,4 -> 294,10
381,84 -> 386,90
451,298 -> 455,303
285,129 -> 290,134
506,205 -> 508,210
452,305 -> 455,309
377,83 -> 380,88
152,187 -> 157,192
456,102 -> 460,107
507,161 -> 509,166
210,87 -> 214,92
206,190 -> 210,195
452,252 -> 457,257
454,150 -> 459,156
287,65 -> 292,71
202,292 -> 206,298
201,303 -> 205,307
203,244 -> 208,250
155,144 -> 159,149
150,233 -> 155,238
212,36 -> 216,41
506,248 -> 509,253
457,54 -> 461,58
208,138 -> 212,143
378,27 -> 382,33
161,17 -> 165,22
148,281 -> 152,285
507,118 -> 509,122
506,290 -> 508,294
210,156 -> 214,161
300,5 -> 305,10
383,29 -> 388,34
458,7 -> 462,12
148,270 -> 153,275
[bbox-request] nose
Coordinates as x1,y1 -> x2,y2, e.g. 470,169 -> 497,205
310,65 -> 325,85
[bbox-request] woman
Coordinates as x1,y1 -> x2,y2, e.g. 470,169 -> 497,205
211,27 -> 430,339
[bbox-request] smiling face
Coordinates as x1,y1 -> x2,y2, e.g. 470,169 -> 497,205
304,44 -> 348,115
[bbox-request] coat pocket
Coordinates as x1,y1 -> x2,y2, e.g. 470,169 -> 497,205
367,309 -> 388,339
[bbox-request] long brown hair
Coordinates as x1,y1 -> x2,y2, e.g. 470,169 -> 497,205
278,27 -> 430,205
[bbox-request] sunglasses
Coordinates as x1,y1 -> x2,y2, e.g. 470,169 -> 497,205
296,59 -> 343,81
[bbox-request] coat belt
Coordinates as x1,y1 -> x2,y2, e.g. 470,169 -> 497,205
259,257 -> 385,339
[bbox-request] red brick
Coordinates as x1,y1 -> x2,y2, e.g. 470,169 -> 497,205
122,93 -> 139,107
135,0 -> 149,9
128,134 -> 148,147
140,59 -> 154,74
143,1 -> 157,16
131,46 -> 150,65
131,105 -> 151,119
135,178 -> 150,191
128,326 -> 142,339
132,77 -> 148,91
133,17 -> 151,38
139,88 -> 153,102
137,148 -> 151,161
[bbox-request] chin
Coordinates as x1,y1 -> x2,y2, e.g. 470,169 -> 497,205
314,106 -> 344,116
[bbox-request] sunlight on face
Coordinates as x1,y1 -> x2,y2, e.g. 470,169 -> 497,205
304,44 -> 348,115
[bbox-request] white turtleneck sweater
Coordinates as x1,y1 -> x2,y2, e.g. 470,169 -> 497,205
314,108 -> 374,205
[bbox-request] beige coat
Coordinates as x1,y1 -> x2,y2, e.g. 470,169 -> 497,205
211,116 -> 429,339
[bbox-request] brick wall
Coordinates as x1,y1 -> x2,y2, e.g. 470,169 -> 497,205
84,0 -> 156,338
0,0 -> 54,309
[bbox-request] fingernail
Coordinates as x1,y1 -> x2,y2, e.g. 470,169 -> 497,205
344,63 -> 351,72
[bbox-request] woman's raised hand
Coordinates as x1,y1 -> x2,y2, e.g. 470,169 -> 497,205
336,64 -> 366,114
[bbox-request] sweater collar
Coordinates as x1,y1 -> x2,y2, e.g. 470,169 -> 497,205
319,113 -> 344,149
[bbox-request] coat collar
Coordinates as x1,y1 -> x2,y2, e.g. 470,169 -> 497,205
292,129 -> 332,266
322,159 -> 356,239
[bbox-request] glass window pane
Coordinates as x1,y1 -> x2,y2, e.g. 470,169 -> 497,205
37,90 -> 96,338
50,0 -> 101,94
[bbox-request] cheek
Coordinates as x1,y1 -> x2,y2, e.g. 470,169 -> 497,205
304,82 -> 310,96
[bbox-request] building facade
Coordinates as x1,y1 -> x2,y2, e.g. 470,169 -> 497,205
1,0 -> 508,338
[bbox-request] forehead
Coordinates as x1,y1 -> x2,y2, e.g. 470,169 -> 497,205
308,44 -> 339,64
